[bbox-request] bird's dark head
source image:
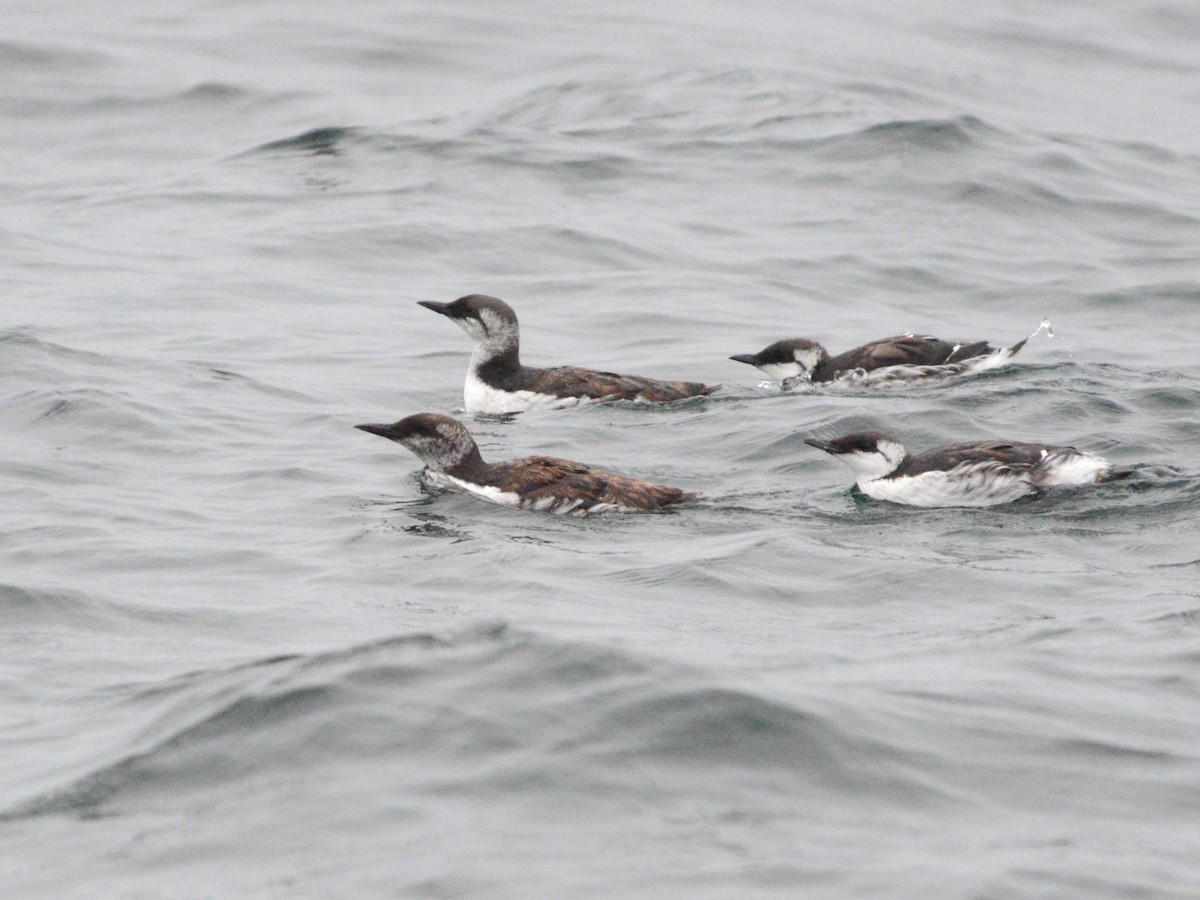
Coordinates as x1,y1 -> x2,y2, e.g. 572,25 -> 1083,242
804,430 -> 907,479
729,338 -> 826,381
804,431 -> 891,456
418,294 -> 519,352
355,413 -> 480,473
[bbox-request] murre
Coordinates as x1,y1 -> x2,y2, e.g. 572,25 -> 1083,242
419,294 -> 718,413
356,413 -> 691,515
730,333 -> 1026,387
805,431 -> 1133,507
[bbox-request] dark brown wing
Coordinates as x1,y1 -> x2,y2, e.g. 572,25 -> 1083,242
491,456 -> 689,512
489,456 -> 591,492
828,336 -> 992,372
525,366 -> 716,402
897,441 -> 1057,477
587,471 -> 690,511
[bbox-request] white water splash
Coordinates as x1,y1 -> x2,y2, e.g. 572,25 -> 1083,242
1028,318 -> 1073,360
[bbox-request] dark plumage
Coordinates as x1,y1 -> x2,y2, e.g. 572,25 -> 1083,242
730,333 -> 1026,385
502,364 -> 711,404
893,440 -> 1094,479
356,413 -> 690,515
420,294 -> 718,413
804,430 -> 1133,507
809,432 -> 1105,477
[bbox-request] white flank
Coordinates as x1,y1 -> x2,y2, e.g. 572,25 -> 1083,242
436,473 -> 523,508
577,502 -> 623,516
1034,451 -> 1111,486
429,471 -> 631,516
526,495 -> 586,514
523,496 -> 602,516
829,346 -> 1019,389
860,464 -> 1036,508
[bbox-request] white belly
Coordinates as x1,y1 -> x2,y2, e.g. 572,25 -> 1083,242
463,371 -> 591,414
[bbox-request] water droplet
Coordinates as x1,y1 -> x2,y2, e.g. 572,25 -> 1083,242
1029,318 -> 1054,340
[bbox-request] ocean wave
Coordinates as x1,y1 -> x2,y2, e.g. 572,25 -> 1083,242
250,126 -> 362,157
0,39 -> 109,72
817,115 -> 992,157
3,623 -> 943,821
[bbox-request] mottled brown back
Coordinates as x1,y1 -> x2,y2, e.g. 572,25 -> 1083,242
524,366 -> 716,403
490,456 -> 690,511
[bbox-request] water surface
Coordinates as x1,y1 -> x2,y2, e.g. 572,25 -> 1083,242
3,1 -> 1200,896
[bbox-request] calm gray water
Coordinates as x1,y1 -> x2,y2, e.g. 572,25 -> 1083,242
4,1 -> 1200,896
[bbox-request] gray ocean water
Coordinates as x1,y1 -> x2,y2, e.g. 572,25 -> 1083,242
4,1 -> 1200,896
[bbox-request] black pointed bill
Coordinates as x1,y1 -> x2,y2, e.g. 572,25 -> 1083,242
355,422 -> 397,439
804,438 -> 839,454
417,300 -> 453,317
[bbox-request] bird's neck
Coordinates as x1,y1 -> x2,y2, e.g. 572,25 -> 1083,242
470,339 -> 521,379
444,444 -> 491,483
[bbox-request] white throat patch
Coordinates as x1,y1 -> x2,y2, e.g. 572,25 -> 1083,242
757,361 -> 804,383
400,428 -> 473,472
791,346 -> 823,375
838,440 -> 907,481
476,307 -> 519,355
